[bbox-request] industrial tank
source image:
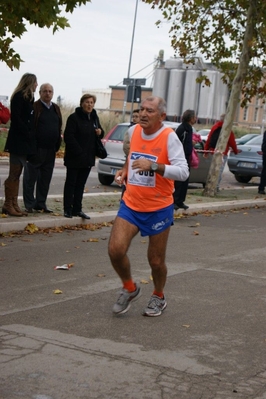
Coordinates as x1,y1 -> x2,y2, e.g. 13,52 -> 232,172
166,69 -> 186,119
212,72 -> 229,120
165,58 -> 184,69
182,69 -> 201,113
197,70 -> 219,121
152,68 -> 170,100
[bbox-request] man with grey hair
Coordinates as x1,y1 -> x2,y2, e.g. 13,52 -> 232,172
23,83 -> 62,213
108,96 -> 189,317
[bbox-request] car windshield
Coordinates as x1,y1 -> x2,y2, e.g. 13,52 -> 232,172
244,135 -> 262,145
108,125 -> 130,141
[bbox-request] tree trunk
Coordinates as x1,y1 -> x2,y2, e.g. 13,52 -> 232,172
203,1 -> 256,197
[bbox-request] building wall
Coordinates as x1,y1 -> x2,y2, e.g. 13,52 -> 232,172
109,86 -> 152,113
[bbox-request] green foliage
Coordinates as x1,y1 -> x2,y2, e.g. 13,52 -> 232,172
0,0 -> 91,69
142,0 -> 266,106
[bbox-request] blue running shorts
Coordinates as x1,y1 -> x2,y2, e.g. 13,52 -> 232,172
117,200 -> 174,237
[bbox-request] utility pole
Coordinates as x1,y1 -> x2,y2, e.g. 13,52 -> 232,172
122,0 -> 139,122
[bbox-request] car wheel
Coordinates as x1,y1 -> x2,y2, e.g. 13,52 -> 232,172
98,173 -> 114,186
234,174 -> 252,183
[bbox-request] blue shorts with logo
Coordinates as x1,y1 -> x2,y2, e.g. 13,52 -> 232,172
117,200 -> 174,237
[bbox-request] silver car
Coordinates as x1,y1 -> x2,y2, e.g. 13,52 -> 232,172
97,122 -> 212,187
228,134 -> 263,183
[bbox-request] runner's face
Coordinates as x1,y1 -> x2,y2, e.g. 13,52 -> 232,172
139,99 -> 165,134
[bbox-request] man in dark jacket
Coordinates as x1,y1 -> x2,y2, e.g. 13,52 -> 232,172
173,109 -> 196,210
23,83 -> 62,213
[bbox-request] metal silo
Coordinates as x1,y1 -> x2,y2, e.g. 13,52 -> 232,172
182,69 -> 201,113
152,68 -> 170,100
197,70 -> 218,121
165,58 -> 184,69
166,69 -> 186,119
212,72 -> 229,120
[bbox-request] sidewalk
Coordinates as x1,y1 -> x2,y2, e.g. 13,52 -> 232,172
1,186 -> 266,234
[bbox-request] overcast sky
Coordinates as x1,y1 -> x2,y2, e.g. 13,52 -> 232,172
0,0 -> 176,106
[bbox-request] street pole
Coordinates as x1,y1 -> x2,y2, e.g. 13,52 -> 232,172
122,0 -> 139,122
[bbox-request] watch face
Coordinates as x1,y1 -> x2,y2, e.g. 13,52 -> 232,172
151,163 -> 158,171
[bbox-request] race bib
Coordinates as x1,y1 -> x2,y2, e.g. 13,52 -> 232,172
128,152 -> 157,187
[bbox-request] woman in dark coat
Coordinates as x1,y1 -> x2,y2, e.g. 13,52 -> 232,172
2,73 -> 38,216
173,109 -> 196,210
63,93 -> 104,219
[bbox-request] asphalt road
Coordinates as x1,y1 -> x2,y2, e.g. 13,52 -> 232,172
0,158 -> 261,199
1,207 -> 266,398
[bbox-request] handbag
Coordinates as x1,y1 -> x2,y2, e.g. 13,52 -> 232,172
190,148 -> 199,169
95,136 -> 107,159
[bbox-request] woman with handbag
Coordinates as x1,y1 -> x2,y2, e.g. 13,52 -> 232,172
63,93 -> 104,219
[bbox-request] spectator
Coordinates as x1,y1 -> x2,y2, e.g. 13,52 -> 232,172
258,130 -> 266,195
23,83 -> 62,213
130,109 -> 140,125
2,73 -> 38,217
108,96 -> 189,317
204,114 -> 238,191
63,93 -> 104,219
0,102 -> 10,125
173,109 -> 196,210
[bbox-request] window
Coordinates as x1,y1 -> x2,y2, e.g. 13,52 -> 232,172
243,106 -> 249,121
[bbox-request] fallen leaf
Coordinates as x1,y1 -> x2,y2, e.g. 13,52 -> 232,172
97,273 -> 106,277
182,324 -> 190,328
1,213 -> 8,218
0,243 -> 7,246
87,238 -> 99,242
149,275 -> 153,281
193,231 -> 199,235
53,289 -> 63,294
25,223 -> 39,233
140,279 -> 149,284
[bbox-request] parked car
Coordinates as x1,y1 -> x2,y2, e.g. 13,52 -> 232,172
197,128 -> 211,143
235,133 -> 259,145
97,122 -> 212,187
227,134 -> 263,183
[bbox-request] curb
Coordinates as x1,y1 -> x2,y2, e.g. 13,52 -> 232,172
1,199 -> 266,234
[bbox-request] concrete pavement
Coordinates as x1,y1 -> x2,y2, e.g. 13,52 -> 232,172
1,207 -> 266,398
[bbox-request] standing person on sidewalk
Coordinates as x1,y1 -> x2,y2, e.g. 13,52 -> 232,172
258,130 -> 266,195
204,114 -> 238,191
23,83 -> 62,213
63,93 -> 104,219
2,73 -> 38,217
108,96 -> 189,317
173,109 -> 197,210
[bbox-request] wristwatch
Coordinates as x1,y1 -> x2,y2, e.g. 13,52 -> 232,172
150,162 -> 159,172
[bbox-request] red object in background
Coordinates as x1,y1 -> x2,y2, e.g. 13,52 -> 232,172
0,102 -> 10,124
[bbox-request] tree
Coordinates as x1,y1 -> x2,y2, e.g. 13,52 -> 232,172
0,0 -> 91,70
142,0 -> 266,196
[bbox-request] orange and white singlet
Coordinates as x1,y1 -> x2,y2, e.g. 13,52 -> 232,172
123,124 -> 174,212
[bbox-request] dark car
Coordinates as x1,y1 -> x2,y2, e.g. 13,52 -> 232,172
228,134 -> 263,183
97,122 -> 212,187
